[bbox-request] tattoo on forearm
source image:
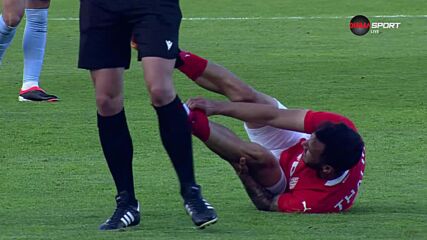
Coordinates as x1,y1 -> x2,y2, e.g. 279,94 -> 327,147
239,174 -> 274,211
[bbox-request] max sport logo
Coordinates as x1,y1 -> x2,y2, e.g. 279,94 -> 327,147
349,15 -> 401,36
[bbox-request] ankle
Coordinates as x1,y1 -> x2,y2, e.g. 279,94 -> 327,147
181,184 -> 201,199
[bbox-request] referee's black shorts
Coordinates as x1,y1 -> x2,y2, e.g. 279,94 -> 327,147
78,0 -> 181,70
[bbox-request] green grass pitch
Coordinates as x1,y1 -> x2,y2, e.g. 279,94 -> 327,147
0,0 -> 426,239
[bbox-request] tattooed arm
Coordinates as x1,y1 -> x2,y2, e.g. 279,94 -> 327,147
234,159 -> 279,211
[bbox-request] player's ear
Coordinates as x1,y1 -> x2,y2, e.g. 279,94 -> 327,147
321,164 -> 334,175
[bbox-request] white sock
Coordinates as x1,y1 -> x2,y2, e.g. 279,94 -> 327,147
22,8 -> 48,90
0,15 -> 18,64
21,81 -> 39,91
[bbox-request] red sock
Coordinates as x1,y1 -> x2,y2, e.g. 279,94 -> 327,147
188,109 -> 210,142
177,51 -> 208,81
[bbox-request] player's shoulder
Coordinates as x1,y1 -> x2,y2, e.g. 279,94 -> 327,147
305,111 -> 358,132
279,138 -> 306,167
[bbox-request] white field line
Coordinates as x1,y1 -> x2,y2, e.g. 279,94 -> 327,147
50,15 -> 427,21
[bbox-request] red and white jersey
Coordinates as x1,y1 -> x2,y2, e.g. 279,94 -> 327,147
277,111 -> 366,213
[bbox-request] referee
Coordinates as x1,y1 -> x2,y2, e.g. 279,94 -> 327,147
78,0 -> 218,230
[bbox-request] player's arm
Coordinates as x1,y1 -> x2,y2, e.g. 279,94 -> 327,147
187,97 -> 356,133
235,161 -> 279,211
239,173 -> 280,211
187,97 -> 308,132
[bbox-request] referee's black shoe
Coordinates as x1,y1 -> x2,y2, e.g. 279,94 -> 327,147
99,191 -> 140,231
182,185 -> 218,229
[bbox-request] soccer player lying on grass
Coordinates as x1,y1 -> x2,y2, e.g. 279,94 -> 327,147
174,51 -> 366,213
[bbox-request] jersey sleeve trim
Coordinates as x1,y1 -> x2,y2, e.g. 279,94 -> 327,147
304,110 -> 357,133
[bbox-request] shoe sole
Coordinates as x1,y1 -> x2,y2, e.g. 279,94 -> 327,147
18,96 -> 59,102
99,221 -> 141,231
196,217 -> 218,230
18,96 -> 32,102
183,205 -> 218,229
100,224 -> 140,232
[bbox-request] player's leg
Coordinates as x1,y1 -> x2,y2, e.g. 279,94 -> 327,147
91,68 -> 137,201
142,57 -> 219,228
78,0 -> 139,230
0,0 -> 25,64
176,51 -> 277,128
142,58 -> 195,189
179,51 -> 309,149
211,122 -> 284,189
133,5 -> 217,228
91,68 -> 140,230
189,109 -> 286,195
18,0 -> 58,102
177,51 -> 274,103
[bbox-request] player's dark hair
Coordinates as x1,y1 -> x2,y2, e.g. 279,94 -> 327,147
315,123 -> 364,172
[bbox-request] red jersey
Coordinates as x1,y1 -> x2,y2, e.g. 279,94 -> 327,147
277,111 -> 366,213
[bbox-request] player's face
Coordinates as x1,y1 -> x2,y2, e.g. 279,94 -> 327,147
301,133 -> 325,170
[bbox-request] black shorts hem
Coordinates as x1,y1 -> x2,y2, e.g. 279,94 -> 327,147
77,63 -> 130,71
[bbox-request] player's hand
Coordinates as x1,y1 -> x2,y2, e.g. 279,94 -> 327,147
186,97 -> 221,116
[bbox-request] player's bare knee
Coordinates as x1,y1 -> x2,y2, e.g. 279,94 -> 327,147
96,95 -> 112,109
148,87 -> 175,106
96,95 -> 122,115
242,143 -> 275,167
3,13 -> 23,27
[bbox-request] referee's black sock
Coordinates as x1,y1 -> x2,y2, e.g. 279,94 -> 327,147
97,109 -> 137,206
154,96 -> 197,196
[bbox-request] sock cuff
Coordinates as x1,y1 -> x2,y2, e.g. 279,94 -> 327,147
97,109 -> 127,129
177,51 -> 208,81
25,9 -> 48,23
153,95 -> 183,113
188,109 -> 211,142
25,8 -> 49,15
